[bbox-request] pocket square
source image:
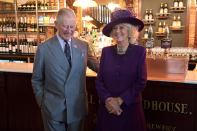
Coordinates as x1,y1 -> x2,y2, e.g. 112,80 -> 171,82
81,50 -> 86,57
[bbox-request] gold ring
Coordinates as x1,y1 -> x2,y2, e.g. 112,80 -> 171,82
108,109 -> 112,111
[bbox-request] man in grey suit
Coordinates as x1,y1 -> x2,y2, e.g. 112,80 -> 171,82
31,8 -> 99,131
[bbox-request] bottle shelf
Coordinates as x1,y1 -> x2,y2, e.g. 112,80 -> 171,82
17,11 -> 36,13
142,19 -> 155,25
155,32 -> 165,37
0,11 -> 15,14
37,10 -> 58,13
170,29 -> 183,31
0,32 -> 16,34
18,32 -> 38,34
157,16 -> 169,19
38,25 -> 55,27
142,38 -> 150,40
156,35 -> 165,37
171,10 -> 184,12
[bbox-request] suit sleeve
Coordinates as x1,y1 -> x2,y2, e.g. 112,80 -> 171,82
119,47 -> 147,106
87,43 -> 99,73
95,48 -> 112,104
31,45 -> 45,108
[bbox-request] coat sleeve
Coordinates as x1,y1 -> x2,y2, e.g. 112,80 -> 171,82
31,45 -> 45,108
95,48 -> 112,104
119,47 -> 147,106
87,43 -> 99,73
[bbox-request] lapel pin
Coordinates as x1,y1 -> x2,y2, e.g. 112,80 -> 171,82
74,45 -> 77,48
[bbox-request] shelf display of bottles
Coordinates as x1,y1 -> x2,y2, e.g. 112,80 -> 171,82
18,0 -> 54,11
170,15 -> 184,30
0,37 -> 38,54
171,0 -> 185,12
18,16 -> 37,32
143,9 -> 154,24
156,3 -> 170,18
0,17 -> 16,32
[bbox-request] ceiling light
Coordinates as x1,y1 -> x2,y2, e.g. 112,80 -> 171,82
108,3 -> 119,11
82,15 -> 93,21
73,0 -> 97,9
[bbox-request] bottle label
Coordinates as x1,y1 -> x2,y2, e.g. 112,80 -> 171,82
12,28 -> 16,32
9,45 -> 12,50
149,15 -> 152,20
12,47 -> 15,52
179,2 -> 183,7
174,2 -> 178,7
144,34 -> 148,38
160,9 -> 163,14
173,21 -> 177,27
177,21 -> 181,27
5,48 -> 8,52
158,27 -> 162,32
145,15 -> 148,20
164,9 -> 168,14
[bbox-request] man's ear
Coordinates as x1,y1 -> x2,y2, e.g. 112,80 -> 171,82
54,21 -> 59,30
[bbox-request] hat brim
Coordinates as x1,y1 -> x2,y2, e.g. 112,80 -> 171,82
102,17 -> 144,37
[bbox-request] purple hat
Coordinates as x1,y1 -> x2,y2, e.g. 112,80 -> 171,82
102,8 -> 144,37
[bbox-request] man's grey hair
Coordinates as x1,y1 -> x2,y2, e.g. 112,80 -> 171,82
56,8 -> 77,26
110,23 -> 139,44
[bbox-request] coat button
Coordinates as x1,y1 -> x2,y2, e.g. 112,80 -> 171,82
117,66 -> 120,67
114,89 -> 117,90
116,73 -> 118,75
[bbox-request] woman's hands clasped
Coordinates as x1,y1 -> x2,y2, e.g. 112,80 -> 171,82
105,97 -> 123,116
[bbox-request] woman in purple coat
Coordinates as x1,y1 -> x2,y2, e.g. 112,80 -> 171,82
95,8 -> 147,131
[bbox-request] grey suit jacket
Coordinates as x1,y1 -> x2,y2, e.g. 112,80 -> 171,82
31,35 -> 99,123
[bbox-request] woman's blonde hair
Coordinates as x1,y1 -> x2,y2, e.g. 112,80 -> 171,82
110,23 -> 139,44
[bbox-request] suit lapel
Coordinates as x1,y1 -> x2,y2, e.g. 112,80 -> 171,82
67,38 -> 84,83
47,35 -> 71,73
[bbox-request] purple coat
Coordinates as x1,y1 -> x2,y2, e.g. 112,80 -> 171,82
95,44 -> 147,131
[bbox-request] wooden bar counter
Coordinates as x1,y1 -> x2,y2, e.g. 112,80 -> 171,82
0,62 -> 197,131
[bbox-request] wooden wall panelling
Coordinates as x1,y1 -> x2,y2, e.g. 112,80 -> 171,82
21,75 -> 29,130
162,86 -> 173,128
141,82 -> 152,128
182,87 -> 195,131
195,4 -> 197,47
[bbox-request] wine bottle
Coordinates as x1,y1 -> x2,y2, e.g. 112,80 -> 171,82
27,17 -> 31,32
24,17 -> 27,32
176,15 -> 181,29
179,0 -> 184,10
34,18 -> 37,32
145,9 -> 149,22
12,38 -> 16,53
18,17 -> 24,32
2,38 -> 5,53
144,29 -> 148,38
44,0 -> 48,10
6,18 -> 9,32
149,9 -> 153,22
8,38 -> 12,53
164,3 -> 168,16
172,15 -> 176,29
31,17 -> 35,32
163,21 -> 166,33
5,38 -> 9,53
12,17 -> 16,32
0,18 -> 2,32
2,18 -> 6,32
41,0 -> 44,10
160,3 -> 164,16
0,38 -> 2,53
174,0 -> 179,10
9,17 -> 12,32
158,22 -> 163,34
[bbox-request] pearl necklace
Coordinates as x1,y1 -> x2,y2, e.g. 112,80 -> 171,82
117,45 -> 129,52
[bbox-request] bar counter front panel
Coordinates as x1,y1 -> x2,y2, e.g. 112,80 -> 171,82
0,63 -> 197,131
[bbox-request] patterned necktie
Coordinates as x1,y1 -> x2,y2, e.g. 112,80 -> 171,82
64,41 -> 71,67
